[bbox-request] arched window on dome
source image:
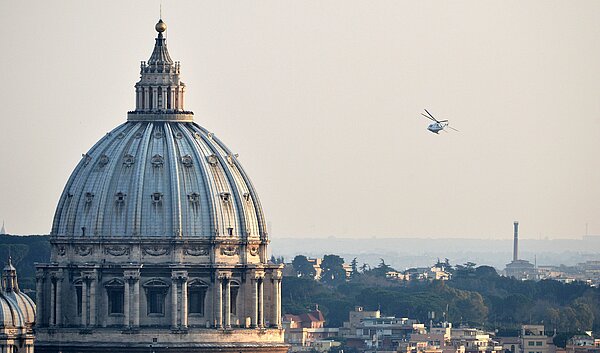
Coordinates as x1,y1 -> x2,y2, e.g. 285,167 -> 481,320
230,281 -> 240,316
187,279 -> 208,316
143,279 -> 169,316
104,279 -> 125,315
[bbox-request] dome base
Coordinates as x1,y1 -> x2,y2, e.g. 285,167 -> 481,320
127,111 -> 194,122
35,327 -> 289,353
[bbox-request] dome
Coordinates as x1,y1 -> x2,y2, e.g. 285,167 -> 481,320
0,259 -> 36,329
51,122 -> 266,238
0,291 -> 35,328
37,19 -> 286,353
50,20 -> 266,240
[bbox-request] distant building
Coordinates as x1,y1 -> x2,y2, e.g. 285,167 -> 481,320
339,306 -> 381,337
521,325 -> 553,353
354,316 -> 426,351
0,258 -> 36,353
566,335 -> 600,353
450,327 -> 503,353
504,222 -> 537,280
404,266 -> 452,281
282,308 -> 339,351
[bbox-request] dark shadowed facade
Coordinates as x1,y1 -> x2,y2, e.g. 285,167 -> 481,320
35,19 -> 288,353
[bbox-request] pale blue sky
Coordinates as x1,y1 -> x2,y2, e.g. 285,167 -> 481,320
1,1 -> 599,239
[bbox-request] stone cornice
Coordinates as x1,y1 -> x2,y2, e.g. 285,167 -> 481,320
127,112 -> 193,122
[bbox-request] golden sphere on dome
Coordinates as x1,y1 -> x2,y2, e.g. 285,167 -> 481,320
155,19 -> 167,33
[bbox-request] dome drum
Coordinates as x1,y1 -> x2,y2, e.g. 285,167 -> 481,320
49,238 -> 268,265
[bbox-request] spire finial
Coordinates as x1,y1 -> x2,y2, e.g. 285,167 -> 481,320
156,18 -> 167,33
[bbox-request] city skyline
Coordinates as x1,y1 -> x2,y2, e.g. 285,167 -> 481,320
1,1 -> 599,239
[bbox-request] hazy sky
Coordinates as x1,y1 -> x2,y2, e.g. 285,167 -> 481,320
1,1 -> 599,239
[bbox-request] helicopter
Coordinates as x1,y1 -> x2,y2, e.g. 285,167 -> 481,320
421,109 -> 459,134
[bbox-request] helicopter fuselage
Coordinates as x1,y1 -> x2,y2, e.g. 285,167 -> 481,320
427,123 -> 445,134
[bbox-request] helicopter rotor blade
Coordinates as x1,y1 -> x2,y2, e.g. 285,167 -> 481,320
424,109 -> 440,123
448,126 -> 460,132
421,113 -> 437,122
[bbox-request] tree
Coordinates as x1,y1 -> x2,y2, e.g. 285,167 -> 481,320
370,258 -> 395,278
350,258 -> 359,278
292,255 -> 316,279
320,254 -> 346,285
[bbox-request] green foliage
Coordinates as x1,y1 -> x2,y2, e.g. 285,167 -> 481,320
292,255 -> 316,278
350,258 -> 359,278
320,254 -> 346,285
0,235 -> 50,291
282,255 -> 600,333
364,258 -> 396,278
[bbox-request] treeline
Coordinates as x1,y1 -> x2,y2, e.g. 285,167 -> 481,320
283,255 -> 600,333
1,235 -> 598,334
0,235 -> 50,291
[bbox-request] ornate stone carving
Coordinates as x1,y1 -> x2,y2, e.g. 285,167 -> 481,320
174,131 -> 184,139
115,192 -> 126,204
82,153 -> 92,166
98,154 -> 110,168
220,192 -> 231,202
187,192 -> 200,204
153,130 -> 163,139
123,154 -> 135,167
104,245 -> 130,256
85,192 -> 94,204
193,132 -> 201,140
117,132 -> 126,139
57,245 -> 66,256
151,154 -> 164,168
181,155 -> 193,167
243,192 -> 251,202
134,132 -> 143,139
249,246 -> 259,256
220,245 -> 239,256
142,245 -> 170,256
151,192 -> 163,205
75,246 -> 93,256
207,154 -> 218,166
184,245 -> 208,256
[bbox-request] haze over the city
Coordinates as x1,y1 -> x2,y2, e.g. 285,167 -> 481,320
1,1 -> 599,239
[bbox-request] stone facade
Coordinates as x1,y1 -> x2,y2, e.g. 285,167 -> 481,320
35,18 -> 287,353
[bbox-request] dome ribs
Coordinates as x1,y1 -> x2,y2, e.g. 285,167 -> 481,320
52,120 -> 267,242
164,123 -> 183,239
131,122 -> 154,237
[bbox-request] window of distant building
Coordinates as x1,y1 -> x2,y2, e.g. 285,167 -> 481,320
529,342 -> 535,346
105,279 -> 125,315
536,342 -> 543,346
188,280 -> 208,315
143,279 -> 169,316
